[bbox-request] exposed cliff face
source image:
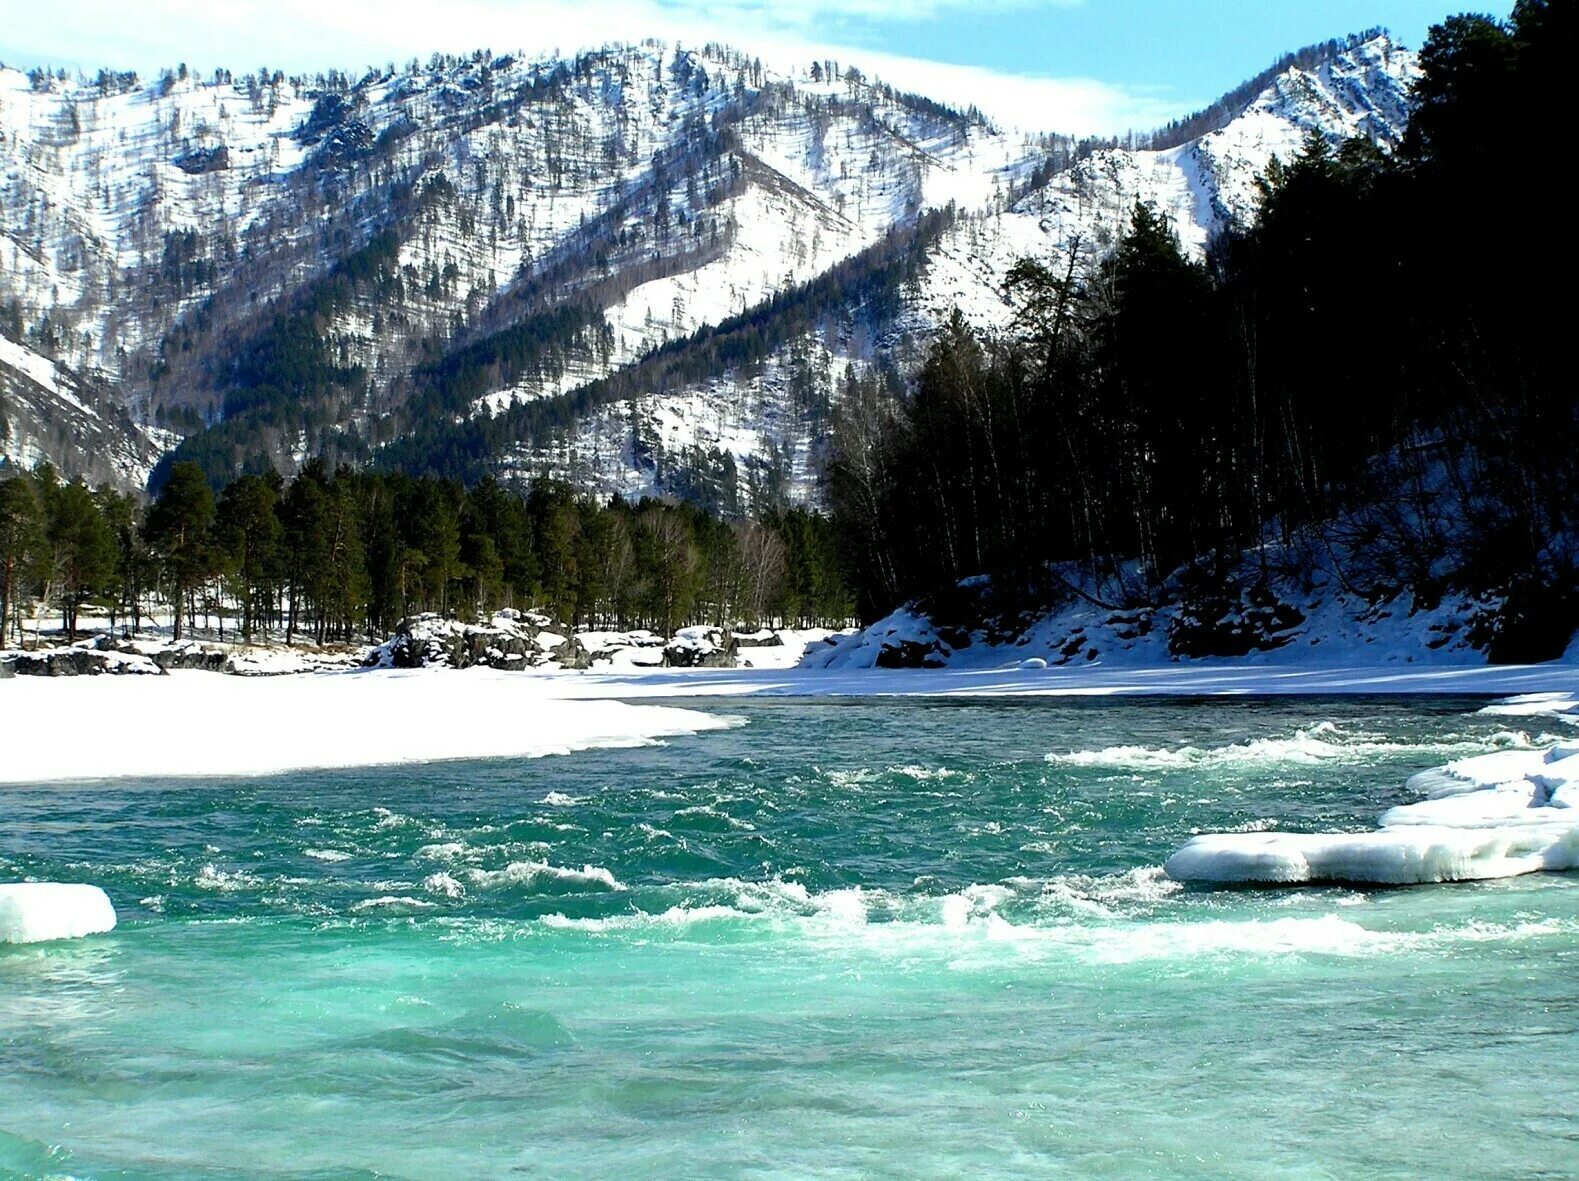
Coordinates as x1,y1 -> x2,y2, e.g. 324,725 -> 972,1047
0,35 -> 1415,498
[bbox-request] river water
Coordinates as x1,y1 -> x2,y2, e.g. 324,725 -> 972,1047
3,696 -> 1576,1179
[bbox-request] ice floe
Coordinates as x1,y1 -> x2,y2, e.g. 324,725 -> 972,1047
1167,740 -> 1579,885
0,883 -> 117,944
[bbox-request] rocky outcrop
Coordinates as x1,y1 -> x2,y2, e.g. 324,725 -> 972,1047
174,144 -> 229,174
733,629 -> 783,649
1168,583 -> 1305,659
662,627 -> 739,668
367,610 -> 589,672
2,645 -> 162,676
872,638 -> 950,669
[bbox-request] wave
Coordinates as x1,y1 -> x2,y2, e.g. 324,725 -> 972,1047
525,872 -> 1578,964
1045,722 -> 1536,771
822,765 -> 969,787
464,860 -> 626,893
422,872 -> 465,898
303,848 -> 353,863
350,895 -> 438,912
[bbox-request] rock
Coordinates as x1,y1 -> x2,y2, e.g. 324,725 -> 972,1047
1168,582 -> 1304,659
733,629 -> 783,649
145,644 -> 228,672
6,649 -> 113,676
0,656 -> 13,678
174,144 -> 229,174
662,627 -> 738,668
874,638 -> 949,669
550,636 -> 593,670
368,610 -> 588,671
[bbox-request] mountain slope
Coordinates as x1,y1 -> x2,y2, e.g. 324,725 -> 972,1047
0,333 -> 171,484
0,33 -> 1416,497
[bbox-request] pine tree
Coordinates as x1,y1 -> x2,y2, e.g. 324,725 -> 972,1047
0,475 -> 44,650
46,481 -> 117,640
215,475 -> 283,644
145,462 -> 216,641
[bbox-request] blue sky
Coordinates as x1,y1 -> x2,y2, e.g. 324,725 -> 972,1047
0,1 -> 1509,134
837,1 -> 1477,101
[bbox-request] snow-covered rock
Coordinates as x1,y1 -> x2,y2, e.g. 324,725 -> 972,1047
662,626 -> 738,668
0,883 -> 117,944
578,628 -> 669,670
0,634 -> 242,676
366,610 -> 590,671
809,545 -> 1507,673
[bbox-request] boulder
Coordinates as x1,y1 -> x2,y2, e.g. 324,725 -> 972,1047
662,627 -> 738,668
1168,583 -> 1304,659
368,610 -> 588,671
733,629 -> 784,649
146,644 -> 228,672
874,638 -> 949,669
6,649 -> 112,676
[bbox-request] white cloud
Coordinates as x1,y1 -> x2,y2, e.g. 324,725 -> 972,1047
0,0 -> 1186,135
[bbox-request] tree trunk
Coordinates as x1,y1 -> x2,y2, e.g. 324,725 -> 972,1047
0,554 -> 11,652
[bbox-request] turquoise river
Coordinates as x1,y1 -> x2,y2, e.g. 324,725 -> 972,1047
3,696 -> 1577,1179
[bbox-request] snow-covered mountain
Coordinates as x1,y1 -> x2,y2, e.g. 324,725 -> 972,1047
0,34 -> 1416,498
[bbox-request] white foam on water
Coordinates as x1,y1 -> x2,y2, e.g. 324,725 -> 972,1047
464,861 -> 627,892
1047,722 -> 1534,772
194,865 -> 265,892
416,841 -> 470,862
303,848 -> 353,863
529,877 -> 1578,970
421,872 -> 466,898
349,895 -> 438,913
0,883 -> 117,944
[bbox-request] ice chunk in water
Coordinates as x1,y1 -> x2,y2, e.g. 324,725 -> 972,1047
0,883 -> 117,944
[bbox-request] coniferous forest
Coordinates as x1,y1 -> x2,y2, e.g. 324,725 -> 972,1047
1,4 -> 1572,659
0,462 -> 849,649
829,1 -> 1576,660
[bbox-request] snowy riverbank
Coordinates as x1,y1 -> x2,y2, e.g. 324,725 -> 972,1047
0,669 -> 739,783
6,659 -> 1579,780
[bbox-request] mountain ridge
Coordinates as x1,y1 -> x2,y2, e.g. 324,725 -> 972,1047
0,32 -> 1415,499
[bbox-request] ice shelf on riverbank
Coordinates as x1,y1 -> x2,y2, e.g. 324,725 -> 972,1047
0,669 -> 738,783
0,883 -> 117,943
1166,740 -> 1579,885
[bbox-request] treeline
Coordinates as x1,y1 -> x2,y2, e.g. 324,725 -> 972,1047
0,463 -> 851,650
831,2 -> 1576,659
